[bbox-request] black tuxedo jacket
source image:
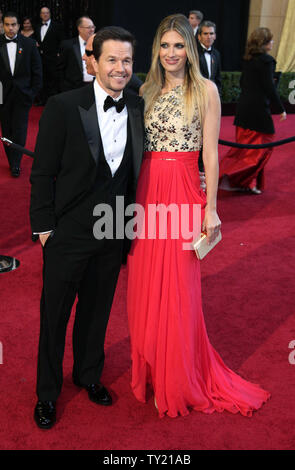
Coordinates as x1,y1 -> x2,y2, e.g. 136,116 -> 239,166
197,41 -> 222,94
35,20 -> 65,57
58,37 -> 85,91
30,83 -> 144,233
0,34 -> 42,107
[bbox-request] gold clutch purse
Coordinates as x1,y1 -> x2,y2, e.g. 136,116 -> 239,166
192,231 -> 222,260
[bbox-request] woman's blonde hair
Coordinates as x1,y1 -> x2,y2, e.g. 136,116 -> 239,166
143,13 -> 208,125
244,27 -> 273,60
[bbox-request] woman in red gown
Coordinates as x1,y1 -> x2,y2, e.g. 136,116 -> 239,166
127,14 -> 270,418
219,27 -> 287,194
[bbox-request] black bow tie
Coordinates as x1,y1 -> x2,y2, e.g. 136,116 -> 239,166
42,22 -> 48,26
103,95 -> 125,113
4,37 -> 17,44
202,48 -> 212,54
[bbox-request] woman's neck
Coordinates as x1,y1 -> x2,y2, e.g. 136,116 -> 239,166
162,73 -> 184,93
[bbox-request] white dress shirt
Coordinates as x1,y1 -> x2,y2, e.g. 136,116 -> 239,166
200,44 -> 212,78
94,79 -> 128,177
5,35 -> 17,75
40,18 -> 51,42
78,35 -> 94,83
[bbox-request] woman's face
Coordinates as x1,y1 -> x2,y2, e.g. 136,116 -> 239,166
23,19 -> 32,30
159,30 -> 187,75
264,39 -> 274,52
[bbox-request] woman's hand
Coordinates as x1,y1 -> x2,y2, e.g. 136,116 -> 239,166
39,233 -> 51,247
202,208 -> 221,244
280,111 -> 287,121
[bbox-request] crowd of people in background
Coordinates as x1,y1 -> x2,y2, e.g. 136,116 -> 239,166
0,5 -> 287,191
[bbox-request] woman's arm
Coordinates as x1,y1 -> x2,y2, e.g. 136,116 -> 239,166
201,79 -> 222,243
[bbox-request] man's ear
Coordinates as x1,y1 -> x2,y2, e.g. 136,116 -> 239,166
91,56 -> 98,73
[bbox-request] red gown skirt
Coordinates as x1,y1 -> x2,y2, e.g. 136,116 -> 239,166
219,126 -> 274,190
127,150 -> 270,418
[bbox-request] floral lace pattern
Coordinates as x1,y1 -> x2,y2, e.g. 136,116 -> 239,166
144,85 -> 202,152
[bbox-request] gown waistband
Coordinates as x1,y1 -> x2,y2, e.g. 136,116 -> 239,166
144,151 -> 200,161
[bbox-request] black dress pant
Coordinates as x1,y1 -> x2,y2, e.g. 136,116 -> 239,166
0,96 -> 30,169
36,215 -> 124,401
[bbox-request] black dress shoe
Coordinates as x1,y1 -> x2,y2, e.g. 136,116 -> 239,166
34,400 -> 56,429
11,167 -> 21,177
74,379 -> 112,406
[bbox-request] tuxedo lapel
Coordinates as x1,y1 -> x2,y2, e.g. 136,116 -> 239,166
200,52 -> 209,78
73,38 -> 83,73
211,49 -> 217,80
0,37 -> 12,74
125,94 -> 143,181
14,36 -> 24,75
78,85 -> 101,165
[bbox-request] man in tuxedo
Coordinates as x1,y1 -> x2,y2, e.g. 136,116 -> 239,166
58,16 -> 95,92
83,33 -> 142,95
0,12 -> 42,177
30,26 -> 144,429
197,21 -> 221,93
188,10 -> 203,37
197,21 -> 222,176
35,6 -> 65,104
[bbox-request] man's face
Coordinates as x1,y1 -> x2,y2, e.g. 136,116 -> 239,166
40,8 -> 51,23
198,27 -> 216,49
82,34 -> 95,75
78,17 -> 95,41
91,40 -> 133,97
3,16 -> 19,38
188,14 -> 199,29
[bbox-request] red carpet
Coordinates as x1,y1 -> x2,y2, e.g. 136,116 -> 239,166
0,107 -> 295,450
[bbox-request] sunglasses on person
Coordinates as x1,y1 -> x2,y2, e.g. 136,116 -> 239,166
85,49 -> 93,57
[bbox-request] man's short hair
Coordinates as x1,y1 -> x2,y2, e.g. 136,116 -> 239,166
3,11 -> 19,23
189,10 -> 204,22
40,5 -> 51,12
76,16 -> 91,28
198,21 -> 217,35
93,26 -> 136,60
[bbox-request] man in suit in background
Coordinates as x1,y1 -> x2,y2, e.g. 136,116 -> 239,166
83,33 -> 142,95
58,16 -> 95,92
197,21 -> 222,178
35,5 -> 64,104
197,21 -> 221,94
30,26 -> 144,429
0,12 -> 42,177
188,10 -> 203,37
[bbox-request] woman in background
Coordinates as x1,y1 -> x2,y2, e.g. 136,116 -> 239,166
127,14 -> 270,418
20,16 -> 35,39
219,27 -> 286,194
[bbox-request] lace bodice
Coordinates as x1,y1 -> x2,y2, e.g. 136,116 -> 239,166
144,85 -> 202,152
